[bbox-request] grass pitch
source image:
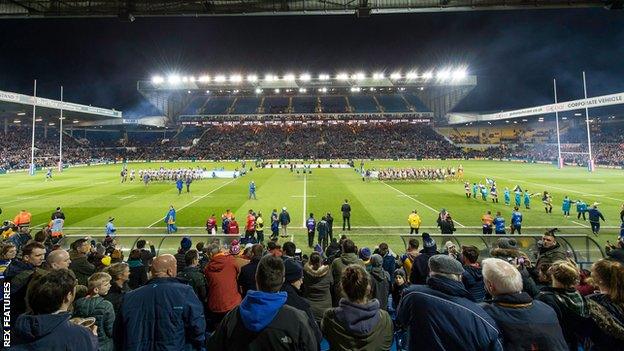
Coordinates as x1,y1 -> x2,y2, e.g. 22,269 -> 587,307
1,160 -> 622,255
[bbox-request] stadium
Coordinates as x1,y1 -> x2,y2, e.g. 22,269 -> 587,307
1,2 -> 624,351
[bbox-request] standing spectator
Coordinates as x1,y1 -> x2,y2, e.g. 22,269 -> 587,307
245,209 -> 256,242
536,260 -> 594,350
481,258 -> 567,350
303,252 -> 333,323
69,238 -> 96,286
409,233 -> 439,285
270,209 -> 280,240
586,258 -> 624,349
47,249 -> 72,270
397,255 -> 503,351
204,244 -> 242,329
178,249 -> 207,302
4,242 -> 46,321
378,243 -> 397,279
115,254 -> 205,351
331,239 -> 364,306
174,237 -> 192,274
103,262 -> 130,316
400,238 -> 419,281
206,214 -> 217,235
282,258 -> 322,344
51,206 -> 65,220
408,209 -> 422,234
391,268 -> 410,310
439,214 -> 456,234
0,242 -> 17,279
536,230 -> 569,269
306,213 -> 316,248
73,272 -> 115,351
322,264 -> 393,350
369,254 -> 390,311
461,245 -> 486,303
326,212 -> 334,242
587,203 -> 606,236
136,239 -> 156,267
229,240 -> 250,270
238,244 -> 263,297
12,269 -> 98,351
209,255 -> 318,351
341,199 -> 351,231
228,216 -> 240,235
279,207 -> 291,238
127,249 -> 148,289
317,216 -> 329,251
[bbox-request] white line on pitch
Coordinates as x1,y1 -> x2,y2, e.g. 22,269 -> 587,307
302,174 -> 307,227
382,182 -> 466,228
571,220 -> 590,228
147,179 -> 236,228
51,225 -> 621,230
119,195 -> 136,200
292,195 -> 316,198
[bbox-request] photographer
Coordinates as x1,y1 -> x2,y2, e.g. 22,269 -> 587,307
490,238 -> 540,297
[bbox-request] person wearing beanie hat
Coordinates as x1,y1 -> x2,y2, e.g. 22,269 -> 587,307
359,247 -> 372,268
397,254 -> 502,351
230,243 -> 241,256
101,255 -> 112,267
409,233 -> 439,285
230,241 -> 250,270
369,254 -> 391,310
175,237 -> 193,274
204,244 -> 242,329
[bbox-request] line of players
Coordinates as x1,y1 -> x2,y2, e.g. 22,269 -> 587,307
120,167 -> 204,185
377,164 -> 464,181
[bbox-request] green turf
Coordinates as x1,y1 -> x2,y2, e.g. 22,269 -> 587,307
2,160 -> 623,255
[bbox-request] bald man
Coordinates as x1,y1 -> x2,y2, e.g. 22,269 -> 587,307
115,254 -> 205,351
47,249 -> 71,270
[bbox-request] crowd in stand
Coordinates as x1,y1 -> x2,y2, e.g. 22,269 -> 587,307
2,207 -> 624,350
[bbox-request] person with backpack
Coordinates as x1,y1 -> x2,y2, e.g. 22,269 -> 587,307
177,249 -> 207,302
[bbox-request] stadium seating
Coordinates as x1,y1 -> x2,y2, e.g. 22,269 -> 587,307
349,95 -> 379,113
375,94 -> 410,112
263,97 -> 290,114
201,97 -> 233,115
292,96 -> 318,113
233,96 -> 260,114
320,96 -> 347,113
402,93 -> 431,112
180,96 -> 210,115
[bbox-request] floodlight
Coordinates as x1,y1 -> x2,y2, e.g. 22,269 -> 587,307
369,87 -> 376,91
35,117 -> 43,122
336,73 -> 349,81
318,87 -> 327,93
406,71 -> 418,79
318,74 -> 330,81
422,72 -> 433,80
206,90 -> 210,94
255,88 -> 262,94
187,90 -> 191,94
399,87 -> 406,91
233,89 -> 239,93
17,112 -> 26,116
230,75 -> 242,83
574,113 -> 582,116
283,74 -> 295,81
198,75 -> 210,83
265,74 -> 276,82
214,75 -> 226,82
452,68 -> 467,80
189,76 -> 196,82
436,69 -> 451,80
390,72 -> 402,80
48,122 -> 55,126
182,77 -> 189,83
151,75 -> 165,84
73,120 -> 80,124
299,73 -> 311,81
167,75 -> 181,84
299,88 -> 307,93
350,87 -> 361,92
13,119 -> 20,123
247,74 -> 258,82
274,89 -> 280,93
351,72 -> 365,80
562,117 -> 567,120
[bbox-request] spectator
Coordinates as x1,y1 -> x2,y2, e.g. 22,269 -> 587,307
229,240 -> 250,270
322,264 -> 393,350
69,238 -> 96,286
586,258 -> 624,349
481,258 -> 567,350
439,214 -> 457,234
537,260 -> 594,350
73,272 -> 115,351
331,239 -> 364,306
391,268 -> 410,310
0,242 -> 17,279
461,245 -> 486,302
174,237 -> 192,274
209,255 -> 318,350
238,244 -> 264,297
303,251 -> 333,323
369,254 -> 390,311
12,269 -> 98,351
177,249 -> 207,302
536,230 -> 569,268
204,244 -> 242,329
103,262 -> 130,316
127,249 -> 148,290
135,239 -> 156,267
4,242 -> 46,322
378,243 -> 397,279
400,238 -> 419,282
359,247 -> 372,269
51,206 -> 65,220
397,254 -> 503,351
282,258 -> 322,344
47,249 -> 72,270
115,254 -> 205,351
409,232 -> 439,285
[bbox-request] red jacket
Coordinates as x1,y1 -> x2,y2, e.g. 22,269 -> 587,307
246,215 -> 255,231
228,221 -> 240,234
204,253 -> 241,313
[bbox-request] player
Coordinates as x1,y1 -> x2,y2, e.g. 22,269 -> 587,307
176,177 -> 183,195
464,182 -> 471,199
249,180 -> 257,199
143,172 -> 150,186
523,190 -> 531,209
493,212 -> 506,234
245,210 -> 256,241
120,168 -> 128,183
562,195 -> 572,218
514,186 -> 522,207
472,183 -> 478,199
490,183 -> 498,204
511,207 -> 523,234
480,184 -> 488,201
206,214 -> 217,235
45,168 -> 53,181
504,187 -> 511,206
129,169 -> 135,182
185,176 -> 192,193
576,199 -> 587,220
542,191 -> 553,214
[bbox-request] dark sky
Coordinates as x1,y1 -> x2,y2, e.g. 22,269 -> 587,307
0,8 -> 623,115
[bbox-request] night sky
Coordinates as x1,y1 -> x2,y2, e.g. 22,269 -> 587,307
0,8 -> 622,116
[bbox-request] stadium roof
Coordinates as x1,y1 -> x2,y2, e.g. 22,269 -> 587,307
0,0 -> 611,19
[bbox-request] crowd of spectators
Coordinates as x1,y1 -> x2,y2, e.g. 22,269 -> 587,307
2,212 -> 624,350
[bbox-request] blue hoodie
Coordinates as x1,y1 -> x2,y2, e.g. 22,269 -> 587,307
239,290 -> 288,332
12,312 -> 98,351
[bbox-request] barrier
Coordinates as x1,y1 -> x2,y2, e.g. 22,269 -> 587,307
400,234 -> 605,269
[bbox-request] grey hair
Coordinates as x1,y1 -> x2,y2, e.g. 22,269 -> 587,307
482,258 -> 523,295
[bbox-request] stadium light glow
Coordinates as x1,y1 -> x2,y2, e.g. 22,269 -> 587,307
214,75 -> 226,83
336,73 -> 349,81
299,88 -> 307,93
299,73 -> 311,82
436,69 -> 452,80
452,68 -> 467,80
318,74 -> 330,81
182,76 -> 189,83
318,87 -> 327,93
265,74 -> 276,82
351,72 -> 365,81
283,74 -> 296,81
350,87 -> 361,92
255,88 -> 262,94
206,90 -> 210,94
189,76 -> 196,82
390,72 -> 402,80
17,112 -> 26,116
73,120 -> 80,124
372,72 -> 385,80
274,89 -> 280,93
405,71 -> 418,79
167,75 -> 181,85
198,75 -> 210,83
230,75 -> 243,83
247,74 -> 258,82
369,87 -> 376,91
48,122 -> 55,126
35,117 -> 43,122
151,75 -> 165,84
422,72 -> 433,80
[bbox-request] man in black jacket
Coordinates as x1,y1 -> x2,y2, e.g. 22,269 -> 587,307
341,199 -> 351,231
136,239 -> 156,267
238,244 -> 263,297
209,255 -> 318,351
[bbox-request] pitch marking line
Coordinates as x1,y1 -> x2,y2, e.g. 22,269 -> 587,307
302,174 -> 307,227
382,181 -> 466,228
147,179 -> 236,228
119,195 -> 136,200
1,180 -> 114,205
56,225 -> 620,230
572,220 -> 590,228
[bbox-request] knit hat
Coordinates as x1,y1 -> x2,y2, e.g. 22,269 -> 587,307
428,254 -> 464,275
497,238 -> 518,250
359,247 -> 372,260
370,254 -> 383,267
230,243 -> 241,255
101,256 -> 111,266
422,232 -> 436,248
284,258 -> 303,283
180,237 -> 192,251
394,268 -> 406,279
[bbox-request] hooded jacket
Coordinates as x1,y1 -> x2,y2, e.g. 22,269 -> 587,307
282,283 -> 322,344
409,246 -> 438,285
12,312 -> 98,351
178,265 -> 207,302
69,250 -> 96,286
238,256 -> 260,297
397,275 -> 503,351
4,259 -> 38,320
303,263 -> 333,322
73,295 -> 115,351
536,243 -> 568,268
128,258 -> 149,290
321,299 -> 393,351
462,264 -> 486,303
369,266 -> 390,311
331,253 -> 364,305
204,252 -> 241,313
587,293 -> 624,350
208,290 -> 318,351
